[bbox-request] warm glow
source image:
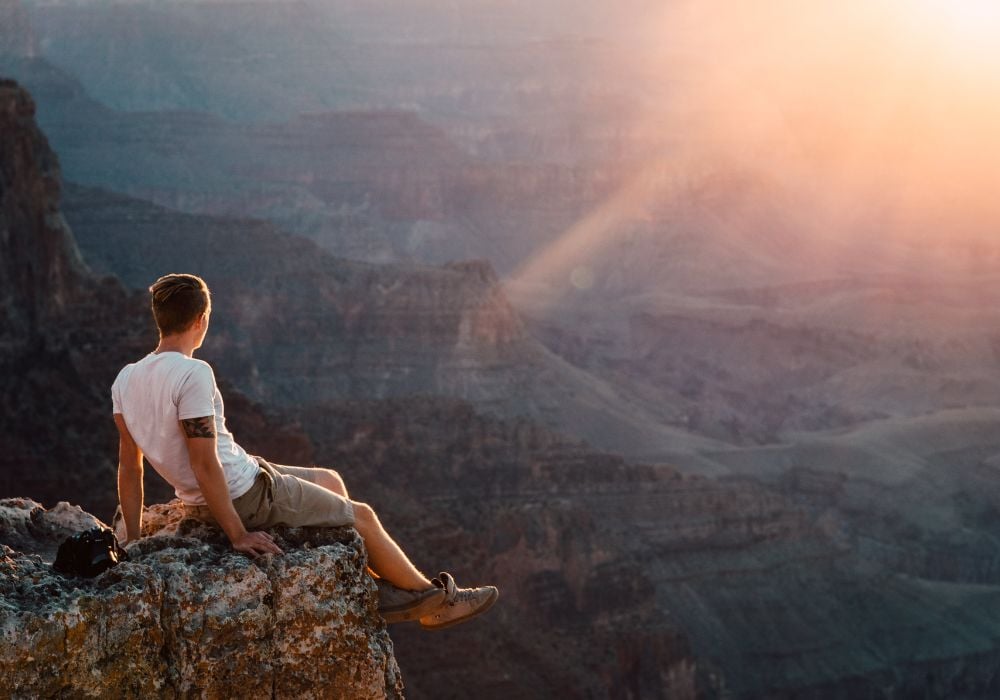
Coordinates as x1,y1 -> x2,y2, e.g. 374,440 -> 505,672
512,0 -> 1000,295
911,0 -> 1000,65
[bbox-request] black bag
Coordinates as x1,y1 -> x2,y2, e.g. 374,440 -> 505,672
52,527 -> 128,578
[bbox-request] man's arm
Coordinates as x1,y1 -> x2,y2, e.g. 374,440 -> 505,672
181,416 -> 282,556
115,413 -> 144,544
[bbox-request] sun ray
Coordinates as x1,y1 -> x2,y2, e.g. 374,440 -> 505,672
509,160 -> 667,306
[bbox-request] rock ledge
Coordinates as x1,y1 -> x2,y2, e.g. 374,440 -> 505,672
0,498 -> 404,699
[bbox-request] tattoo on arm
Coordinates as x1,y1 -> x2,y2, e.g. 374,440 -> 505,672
181,416 -> 216,439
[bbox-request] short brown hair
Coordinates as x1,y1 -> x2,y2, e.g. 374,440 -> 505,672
149,274 -> 211,336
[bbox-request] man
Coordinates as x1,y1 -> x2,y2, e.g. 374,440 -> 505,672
113,273 -> 497,630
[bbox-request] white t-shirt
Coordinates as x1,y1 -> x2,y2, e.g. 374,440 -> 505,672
111,352 -> 260,505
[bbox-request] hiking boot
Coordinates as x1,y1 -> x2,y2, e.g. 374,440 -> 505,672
376,579 -> 447,624
419,571 -> 498,631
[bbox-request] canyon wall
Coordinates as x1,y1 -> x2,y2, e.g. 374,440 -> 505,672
0,79 -> 149,517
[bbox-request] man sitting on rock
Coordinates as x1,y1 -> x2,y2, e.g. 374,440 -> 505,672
112,273 -> 497,630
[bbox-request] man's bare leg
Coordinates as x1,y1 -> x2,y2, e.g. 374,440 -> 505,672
352,502 -> 433,590
310,468 -> 350,499
288,465 -> 430,589
296,468 -> 497,628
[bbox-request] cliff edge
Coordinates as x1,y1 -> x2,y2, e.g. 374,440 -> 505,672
0,498 -> 404,699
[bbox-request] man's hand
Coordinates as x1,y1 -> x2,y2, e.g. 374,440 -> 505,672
182,415 -> 278,555
232,530 -> 283,557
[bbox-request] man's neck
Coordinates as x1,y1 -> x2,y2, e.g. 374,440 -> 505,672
154,335 -> 198,357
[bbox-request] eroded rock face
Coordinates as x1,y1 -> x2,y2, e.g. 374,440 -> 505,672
0,498 -> 404,699
0,79 -> 151,520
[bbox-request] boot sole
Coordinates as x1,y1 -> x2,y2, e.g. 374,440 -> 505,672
419,588 -> 499,631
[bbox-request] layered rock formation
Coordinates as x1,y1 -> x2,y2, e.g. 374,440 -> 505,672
0,79 -> 151,518
17,0 -> 648,163
0,47 -> 637,272
14,48 -> 1000,457
0,498 -> 403,699
0,76 -> 90,347
60,181 -> 714,463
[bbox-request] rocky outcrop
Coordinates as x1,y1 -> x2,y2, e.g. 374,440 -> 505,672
0,79 -> 152,520
0,78 -> 89,349
0,497 -> 404,699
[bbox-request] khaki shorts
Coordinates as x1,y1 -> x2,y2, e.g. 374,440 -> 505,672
185,457 -> 355,529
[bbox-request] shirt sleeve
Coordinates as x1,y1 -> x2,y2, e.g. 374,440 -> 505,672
111,380 -> 121,414
176,362 -> 218,420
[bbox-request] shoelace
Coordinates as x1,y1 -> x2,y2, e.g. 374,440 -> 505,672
433,574 -> 478,607
449,587 -> 483,604
435,573 -> 457,599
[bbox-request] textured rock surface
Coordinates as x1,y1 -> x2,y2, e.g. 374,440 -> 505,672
0,498 -> 404,699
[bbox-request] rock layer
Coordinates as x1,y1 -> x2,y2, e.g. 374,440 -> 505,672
0,498 -> 403,699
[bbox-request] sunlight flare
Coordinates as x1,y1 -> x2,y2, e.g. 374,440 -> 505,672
910,0 -> 1000,62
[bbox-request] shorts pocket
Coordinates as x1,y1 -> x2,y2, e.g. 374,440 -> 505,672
233,472 -> 273,529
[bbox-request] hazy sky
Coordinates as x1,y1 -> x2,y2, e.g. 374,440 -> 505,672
636,1 -> 1000,236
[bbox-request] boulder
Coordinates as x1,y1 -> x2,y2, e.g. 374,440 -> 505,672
0,498 -> 404,699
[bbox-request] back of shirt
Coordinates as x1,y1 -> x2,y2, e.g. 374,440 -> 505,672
111,352 -> 259,505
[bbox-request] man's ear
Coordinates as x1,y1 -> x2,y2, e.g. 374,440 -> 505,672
185,313 -> 207,334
